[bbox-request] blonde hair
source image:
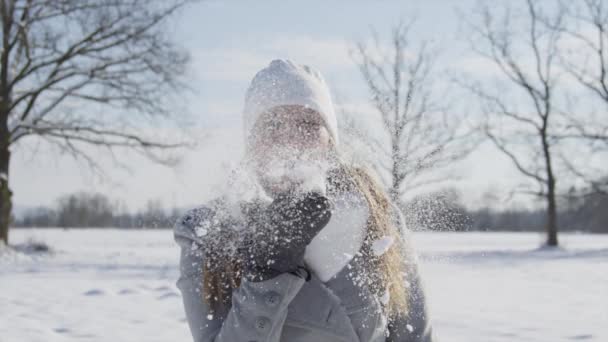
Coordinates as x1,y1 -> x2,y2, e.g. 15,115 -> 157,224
345,165 -> 410,317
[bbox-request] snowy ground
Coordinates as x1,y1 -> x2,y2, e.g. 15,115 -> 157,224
1,228 -> 607,342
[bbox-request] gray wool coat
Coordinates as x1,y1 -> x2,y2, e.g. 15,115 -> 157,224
173,197 -> 434,342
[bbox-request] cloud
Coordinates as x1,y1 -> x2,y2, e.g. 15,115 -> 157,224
264,35 -> 355,71
190,48 -> 270,83
450,54 -> 503,79
189,34 -> 355,83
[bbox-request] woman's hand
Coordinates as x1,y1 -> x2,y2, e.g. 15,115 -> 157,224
240,191 -> 332,281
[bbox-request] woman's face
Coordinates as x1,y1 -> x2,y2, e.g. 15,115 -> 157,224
248,105 -> 333,195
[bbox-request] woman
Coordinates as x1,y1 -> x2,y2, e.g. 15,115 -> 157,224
174,59 -> 434,342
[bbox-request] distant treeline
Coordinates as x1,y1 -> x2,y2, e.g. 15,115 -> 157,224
12,190 -> 608,233
13,192 -> 182,229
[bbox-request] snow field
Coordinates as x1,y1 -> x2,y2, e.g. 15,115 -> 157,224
1,229 -> 607,342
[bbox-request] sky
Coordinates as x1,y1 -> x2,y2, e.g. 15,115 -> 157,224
11,0 -> 589,215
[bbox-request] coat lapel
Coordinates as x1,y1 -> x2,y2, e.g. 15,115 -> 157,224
286,273 -> 360,341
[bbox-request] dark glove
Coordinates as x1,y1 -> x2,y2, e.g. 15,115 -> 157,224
239,191 -> 332,282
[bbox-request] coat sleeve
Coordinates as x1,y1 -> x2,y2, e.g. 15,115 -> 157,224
173,206 -> 306,342
386,203 -> 435,342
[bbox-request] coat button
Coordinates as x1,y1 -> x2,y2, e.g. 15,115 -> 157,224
264,291 -> 281,307
254,316 -> 271,332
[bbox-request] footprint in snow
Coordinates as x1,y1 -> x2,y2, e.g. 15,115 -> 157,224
83,289 -> 105,296
117,288 -> 137,295
568,335 -> 593,340
157,291 -> 180,300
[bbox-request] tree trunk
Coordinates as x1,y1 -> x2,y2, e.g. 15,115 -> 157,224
0,72 -> 11,245
391,161 -> 400,204
546,176 -> 558,247
390,140 -> 402,207
0,129 -> 10,245
543,129 -> 558,247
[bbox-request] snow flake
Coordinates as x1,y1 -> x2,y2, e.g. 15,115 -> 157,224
194,221 -> 210,237
380,290 -> 390,305
406,324 -> 414,333
371,236 -> 394,256
206,314 -> 213,320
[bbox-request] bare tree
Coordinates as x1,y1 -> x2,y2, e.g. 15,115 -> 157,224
0,0 -> 192,244
461,0 -> 565,246
553,0 -> 608,193
351,20 -> 472,207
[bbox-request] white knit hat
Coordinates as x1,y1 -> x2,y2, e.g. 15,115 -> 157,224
243,59 -> 339,147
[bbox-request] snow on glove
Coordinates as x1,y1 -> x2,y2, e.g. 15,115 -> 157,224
239,191 -> 332,282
